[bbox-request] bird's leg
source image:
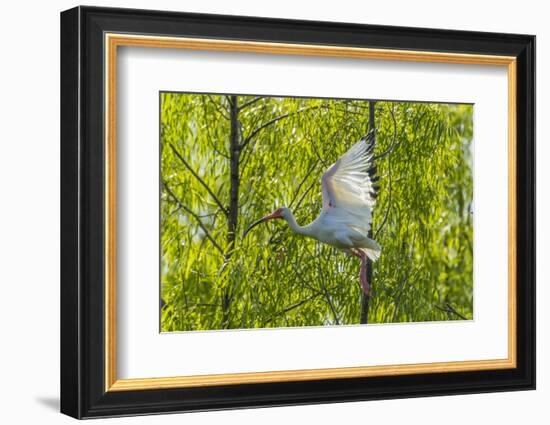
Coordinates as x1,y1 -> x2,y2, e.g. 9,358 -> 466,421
352,249 -> 369,296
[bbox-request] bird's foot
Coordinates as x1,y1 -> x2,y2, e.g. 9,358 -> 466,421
355,248 -> 370,296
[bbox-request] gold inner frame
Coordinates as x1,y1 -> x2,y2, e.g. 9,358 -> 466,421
104,33 -> 517,392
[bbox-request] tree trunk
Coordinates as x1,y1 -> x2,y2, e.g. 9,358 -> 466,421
360,101 -> 375,324
222,95 -> 241,328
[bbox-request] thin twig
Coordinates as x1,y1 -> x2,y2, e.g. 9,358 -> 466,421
288,161 -> 319,209
293,181 -> 317,212
187,303 -> 222,308
263,292 -> 323,325
289,260 -> 320,293
242,105 -> 322,148
239,96 -> 265,110
162,180 -> 224,255
206,94 -> 229,120
242,113 -> 292,147
309,136 -> 329,169
168,143 -> 229,216
435,303 -> 468,320
201,102 -> 230,159
372,113 -> 401,161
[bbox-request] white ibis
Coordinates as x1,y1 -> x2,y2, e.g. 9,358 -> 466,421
245,131 -> 381,295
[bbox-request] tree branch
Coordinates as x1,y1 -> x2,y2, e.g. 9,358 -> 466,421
372,105 -> 400,161
309,136 -> 329,168
374,104 -> 397,240
360,100 -> 377,325
206,94 -> 229,120
201,102 -> 230,159
263,292 -> 323,325
162,180 -> 224,255
168,143 -> 229,216
242,105 -> 321,148
288,161 -> 319,209
288,257 -> 322,293
435,303 -> 468,320
239,96 -> 265,110
293,180 -> 317,212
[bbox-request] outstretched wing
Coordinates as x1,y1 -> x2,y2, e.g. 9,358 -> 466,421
321,131 -> 378,232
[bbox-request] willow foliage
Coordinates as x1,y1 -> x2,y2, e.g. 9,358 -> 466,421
160,93 -> 473,331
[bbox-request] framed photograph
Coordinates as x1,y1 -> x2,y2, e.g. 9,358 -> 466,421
60,6 -> 535,419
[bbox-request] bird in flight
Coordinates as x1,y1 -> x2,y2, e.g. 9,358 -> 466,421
244,131 -> 381,296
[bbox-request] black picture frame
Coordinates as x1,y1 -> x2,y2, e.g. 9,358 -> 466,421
61,5 -> 535,419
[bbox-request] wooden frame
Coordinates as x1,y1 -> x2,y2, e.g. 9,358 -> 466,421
61,5 -> 535,419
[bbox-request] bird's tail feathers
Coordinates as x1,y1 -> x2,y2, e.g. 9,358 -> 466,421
360,243 -> 381,262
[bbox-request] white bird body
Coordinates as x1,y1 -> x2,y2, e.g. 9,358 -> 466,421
287,210 -> 379,254
246,132 -> 381,295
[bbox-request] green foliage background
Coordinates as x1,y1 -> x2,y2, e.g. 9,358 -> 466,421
160,93 -> 473,331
